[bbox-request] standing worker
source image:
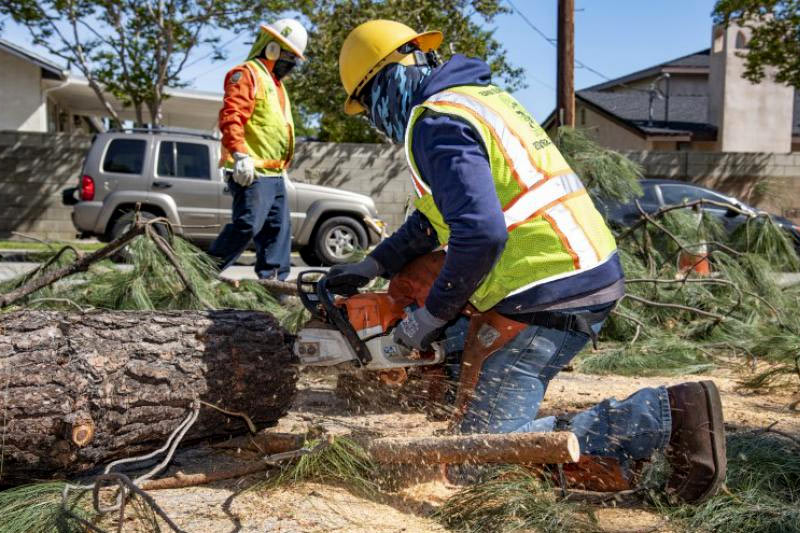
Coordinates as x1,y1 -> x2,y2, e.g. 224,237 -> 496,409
328,20 -> 726,502
209,19 -> 307,280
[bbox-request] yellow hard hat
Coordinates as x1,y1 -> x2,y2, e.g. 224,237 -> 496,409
339,20 -> 442,115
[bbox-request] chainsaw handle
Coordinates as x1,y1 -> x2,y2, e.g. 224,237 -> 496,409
296,269 -> 373,367
296,270 -> 329,320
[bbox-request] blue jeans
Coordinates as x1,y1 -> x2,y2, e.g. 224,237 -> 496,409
209,175 -> 291,280
445,305 -> 672,466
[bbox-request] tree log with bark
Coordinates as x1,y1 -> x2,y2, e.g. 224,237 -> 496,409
0,309 -> 297,483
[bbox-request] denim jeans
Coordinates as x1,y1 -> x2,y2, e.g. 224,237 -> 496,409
209,174 -> 291,280
444,304 -> 672,466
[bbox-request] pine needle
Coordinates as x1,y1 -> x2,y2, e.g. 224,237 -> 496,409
665,432 -> 800,533
435,466 -> 598,533
262,437 -> 379,495
0,482 -> 88,533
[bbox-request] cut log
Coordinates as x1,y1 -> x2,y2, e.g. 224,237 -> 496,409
0,309 -> 297,483
365,432 -> 580,465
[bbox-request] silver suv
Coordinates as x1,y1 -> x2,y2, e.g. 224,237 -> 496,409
63,129 -> 385,265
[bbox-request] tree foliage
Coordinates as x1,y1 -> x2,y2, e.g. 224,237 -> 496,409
0,0 -> 289,126
712,0 -> 800,87
288,0 -> 525,142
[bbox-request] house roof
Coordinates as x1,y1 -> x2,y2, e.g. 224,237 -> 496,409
584,49 -> 710,92
578,90 -> 716,139
0,38 -> 65,79
545,47 -> 799,140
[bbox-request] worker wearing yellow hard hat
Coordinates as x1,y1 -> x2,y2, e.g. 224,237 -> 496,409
209,19 -> 308,281
328,19 -> 726,503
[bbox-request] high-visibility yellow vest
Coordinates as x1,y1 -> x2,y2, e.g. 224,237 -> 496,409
221,59 -> 295,175
405,84 -> 618,311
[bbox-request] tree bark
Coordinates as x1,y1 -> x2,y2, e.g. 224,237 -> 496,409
0,310 -> 297,483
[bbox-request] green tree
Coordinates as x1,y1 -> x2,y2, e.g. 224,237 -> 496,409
712,0 -> 800,87
0,0 -> 289,126
289,0 -> 525,142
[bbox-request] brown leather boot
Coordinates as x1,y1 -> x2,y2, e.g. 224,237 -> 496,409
665,380 -> 726,503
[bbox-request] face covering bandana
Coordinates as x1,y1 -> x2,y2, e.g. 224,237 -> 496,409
272,56 -> 297,80
365,63 -> 431,144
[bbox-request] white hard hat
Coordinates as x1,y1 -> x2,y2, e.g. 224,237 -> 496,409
260,19 -> 308,60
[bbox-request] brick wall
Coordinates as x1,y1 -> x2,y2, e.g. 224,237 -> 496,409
1,129 -> 798,241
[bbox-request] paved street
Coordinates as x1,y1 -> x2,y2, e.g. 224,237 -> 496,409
0,256 -> 325,282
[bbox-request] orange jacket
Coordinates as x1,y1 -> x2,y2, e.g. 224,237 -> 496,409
218,58 -> 287,156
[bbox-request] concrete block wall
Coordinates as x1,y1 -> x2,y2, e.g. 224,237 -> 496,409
0,131 -> 91,239
291,141 -> 414,231
1,129 -> 797,241
0,132 -> 415,240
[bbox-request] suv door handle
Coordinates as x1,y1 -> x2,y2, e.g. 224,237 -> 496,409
152,181 -> 172,189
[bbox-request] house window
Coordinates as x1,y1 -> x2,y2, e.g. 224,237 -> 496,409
103,139 -> 146,174
713,30 -> 724,53
157,141 -> 211,180
579,108 -> 586,126
735,31 -> 748,49
677,142 -> 691,151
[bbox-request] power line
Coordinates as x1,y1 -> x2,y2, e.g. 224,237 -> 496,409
506,0 -> 611,81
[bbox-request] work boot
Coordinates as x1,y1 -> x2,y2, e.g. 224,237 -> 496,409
665,380 -> 726,503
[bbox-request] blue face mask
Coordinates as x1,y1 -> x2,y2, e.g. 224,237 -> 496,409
365,63 -> 431,144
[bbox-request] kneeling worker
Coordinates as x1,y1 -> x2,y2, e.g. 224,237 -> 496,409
209,19 -> 307,280
327,20 -> 726,502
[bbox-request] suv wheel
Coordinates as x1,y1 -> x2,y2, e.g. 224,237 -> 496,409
109,211 -> 171,261
313,216 -> 367,266
299,246 -> 323,267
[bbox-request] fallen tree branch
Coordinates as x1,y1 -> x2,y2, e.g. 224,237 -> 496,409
620,293 -> 726,321
147,226 -> 215,310
0,219 -> 157,308
619,199 -> 759,241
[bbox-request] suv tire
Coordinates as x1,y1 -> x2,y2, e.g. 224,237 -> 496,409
299,245 -> 323,267
313,216 -> 367,266
109,211 -> 171,262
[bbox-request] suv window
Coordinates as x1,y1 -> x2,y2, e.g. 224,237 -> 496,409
157,141 -> 210,180
103,139 -> 146,174
659,184 -> 729,206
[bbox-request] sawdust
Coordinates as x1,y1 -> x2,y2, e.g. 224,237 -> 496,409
138,367 -> 799,533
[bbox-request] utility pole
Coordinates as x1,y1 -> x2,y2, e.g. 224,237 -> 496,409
556,0 -> 575,127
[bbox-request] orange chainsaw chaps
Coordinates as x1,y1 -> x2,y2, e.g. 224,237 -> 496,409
388,251 -> 447,309
336,293 -> 406,334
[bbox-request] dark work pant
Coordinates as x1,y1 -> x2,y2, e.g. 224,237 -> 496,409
209,175 -> 291,280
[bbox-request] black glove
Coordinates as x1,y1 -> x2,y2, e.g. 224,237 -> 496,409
325,256 -> 383,296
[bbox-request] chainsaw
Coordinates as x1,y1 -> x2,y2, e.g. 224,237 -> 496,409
293,269 -> 445,370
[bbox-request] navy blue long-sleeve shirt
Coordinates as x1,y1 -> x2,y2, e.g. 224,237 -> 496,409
370,55 -> 624,321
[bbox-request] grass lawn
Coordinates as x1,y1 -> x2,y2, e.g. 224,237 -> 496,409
0,240 -> 104,252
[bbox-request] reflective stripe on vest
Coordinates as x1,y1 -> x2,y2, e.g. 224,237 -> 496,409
404,85 -> 617,310
220,59 -> 295,173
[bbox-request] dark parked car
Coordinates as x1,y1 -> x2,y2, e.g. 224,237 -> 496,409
596,179 -> 800,251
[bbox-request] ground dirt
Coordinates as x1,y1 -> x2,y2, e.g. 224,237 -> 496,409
132,366 -> 799,533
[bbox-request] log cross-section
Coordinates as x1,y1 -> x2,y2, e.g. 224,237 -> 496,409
0,310 -> 297,483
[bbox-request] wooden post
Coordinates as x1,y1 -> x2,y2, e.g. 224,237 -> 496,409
557,0 -> 575,127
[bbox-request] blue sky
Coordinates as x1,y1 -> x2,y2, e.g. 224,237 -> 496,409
1,1 -> 718,121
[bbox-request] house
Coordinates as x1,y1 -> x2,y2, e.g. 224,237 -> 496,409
544,25 -> 799,153
0,38 -> 222,133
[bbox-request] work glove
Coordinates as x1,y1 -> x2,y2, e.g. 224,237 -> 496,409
232,152 -> 255,187
394,306 -> 447,352
325,256 -> 383,296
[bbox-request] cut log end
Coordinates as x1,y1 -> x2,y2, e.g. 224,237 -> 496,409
71,420 -> 95,447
